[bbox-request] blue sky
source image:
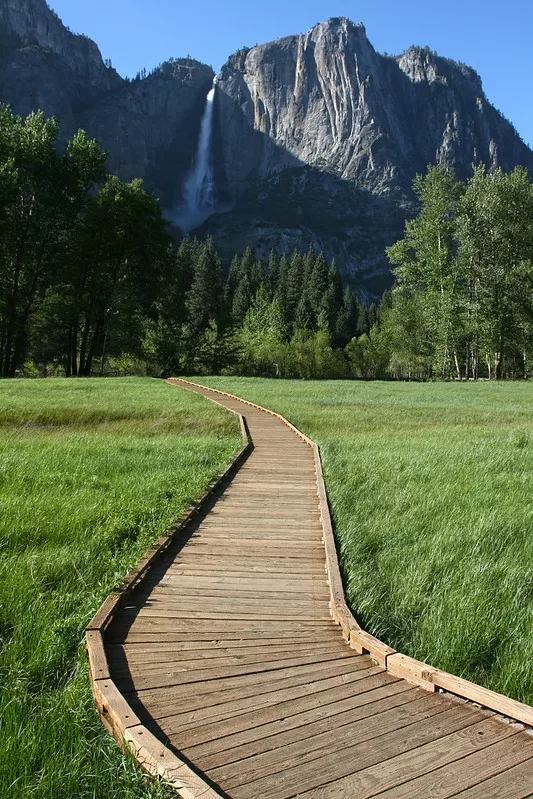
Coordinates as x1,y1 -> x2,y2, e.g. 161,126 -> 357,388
48,0 -> 532,147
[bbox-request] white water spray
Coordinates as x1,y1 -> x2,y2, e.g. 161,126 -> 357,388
173,80 -> 217,232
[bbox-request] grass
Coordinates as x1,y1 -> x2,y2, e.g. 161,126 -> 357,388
0,377 -> 241,799
194,376 -> 533,705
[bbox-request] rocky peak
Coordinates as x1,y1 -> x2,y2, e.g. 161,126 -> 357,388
397,45 -> 484,96
0,0 -> 121,92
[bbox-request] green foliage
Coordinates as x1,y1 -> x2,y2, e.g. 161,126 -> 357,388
384,162 -> 533,379
0,107 -> 170,378
0,378 -> 240,798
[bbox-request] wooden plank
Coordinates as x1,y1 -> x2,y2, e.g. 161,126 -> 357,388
109,637 -> 338,655
86,629 -> 110,680
123,724 -> 224,799
168,552 -> 325,566
128,654 -> 366,702
134,593 -> 329,611
352,731 -> 533,799
189,686 -> 422,769
123,608 -> 329,623
92,678 -> 141,737
149,665 -> 385,733
114,616 -> 335,632
110,639 -> 339,659
150,563 -> 326,578
136,593 -> 329,613
350,628 -> 396,668
109,643 -> 342,673
209,693 -> 456,789
223,703 -> 487,799
86,591 -> 123,631
114,650 -> 358,692
108,629 -> 340,644
177,673 -> 410,750
445,756 -> 533,798
151,575 -> 329,592
131,658 -> 376,720
183,538 -> 323,551
431,668 -> 533,727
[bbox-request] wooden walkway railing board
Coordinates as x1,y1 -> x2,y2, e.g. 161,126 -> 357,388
88,379 -> 533,799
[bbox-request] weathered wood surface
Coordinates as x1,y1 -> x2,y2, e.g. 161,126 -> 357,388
95,379 -> 533,798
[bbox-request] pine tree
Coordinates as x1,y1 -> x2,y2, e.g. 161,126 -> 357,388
275,254 -> 291,323
335,287 -> 359,347
295,294 -> 314,331
186,237 -> 223,334
231,271 -> 252,326
265,250 -> 280,297
286,250 -> 305,327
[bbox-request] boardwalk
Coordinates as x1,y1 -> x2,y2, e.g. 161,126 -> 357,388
97,381 -> 533,798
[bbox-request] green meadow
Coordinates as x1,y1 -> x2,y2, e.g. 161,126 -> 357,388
3,376 -> 533,798
197,377 -> 533,705
0,378 -> 240,799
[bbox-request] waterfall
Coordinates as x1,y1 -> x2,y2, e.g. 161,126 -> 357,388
173,80 -> 217,232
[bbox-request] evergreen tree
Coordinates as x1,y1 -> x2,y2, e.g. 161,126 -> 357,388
186,236 -> 223,335
275,253 -> 291,323
322,261 -> 344,339
231,271 -> 252,327
265,250 -> 280,297
285,250 -> 305,326
335,287 -> 359,347
307,252 -> 330,324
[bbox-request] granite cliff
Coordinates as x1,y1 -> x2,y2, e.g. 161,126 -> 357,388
1,4 -> 532,294
208,18 -> 533,293
0,0 -> 214,205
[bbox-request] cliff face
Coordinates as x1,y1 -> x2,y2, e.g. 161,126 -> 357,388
1,6 -> 532,295
206,18 -> 533,293
0,0 -> 214,206
215,19 -> 531,191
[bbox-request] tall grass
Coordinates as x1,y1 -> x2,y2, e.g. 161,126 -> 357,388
0,378 -> 240,799
196,377 -> 533,705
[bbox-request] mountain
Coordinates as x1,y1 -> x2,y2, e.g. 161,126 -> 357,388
1,3 -> 532,296
0,0 -> 214,206
208,19 -> 533,294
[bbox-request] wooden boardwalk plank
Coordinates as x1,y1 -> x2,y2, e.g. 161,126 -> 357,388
223,704 -> 487,799
149,666 -> 386,733
360,730 -> 533,799
446,756 -> 533,798
177,676 -> 412,752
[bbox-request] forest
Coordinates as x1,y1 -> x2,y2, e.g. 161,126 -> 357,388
1,107 -> 532,380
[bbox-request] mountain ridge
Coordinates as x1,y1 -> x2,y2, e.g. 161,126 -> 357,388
1,2 -> 532,295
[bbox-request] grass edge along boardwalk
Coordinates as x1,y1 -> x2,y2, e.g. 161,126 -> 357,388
89,379 -> 533,798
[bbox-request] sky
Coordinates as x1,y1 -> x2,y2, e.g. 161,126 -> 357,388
47,0 -> 533,148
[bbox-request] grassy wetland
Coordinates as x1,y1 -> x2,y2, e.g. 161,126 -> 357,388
196,376 -> 533,705
0,378 -> 240,799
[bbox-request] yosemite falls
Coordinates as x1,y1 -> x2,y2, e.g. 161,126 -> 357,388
174,80 -> 217,232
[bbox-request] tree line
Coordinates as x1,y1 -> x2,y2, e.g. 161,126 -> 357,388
352,164 -> 533,380
2,107 -> 532,380
153,238 -> 376,378
0,107 -> 375,379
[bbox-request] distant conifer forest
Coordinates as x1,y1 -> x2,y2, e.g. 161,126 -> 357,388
1,107 -> 532,380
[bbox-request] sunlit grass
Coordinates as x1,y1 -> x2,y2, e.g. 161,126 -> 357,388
0,378 -> 240,799
196,377 -> 533,704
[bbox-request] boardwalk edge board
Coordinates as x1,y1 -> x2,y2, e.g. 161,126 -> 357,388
174,378 -> 533,729
86,390 -> 252,799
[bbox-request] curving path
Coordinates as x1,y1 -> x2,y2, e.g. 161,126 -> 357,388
92,380 -> 533,799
